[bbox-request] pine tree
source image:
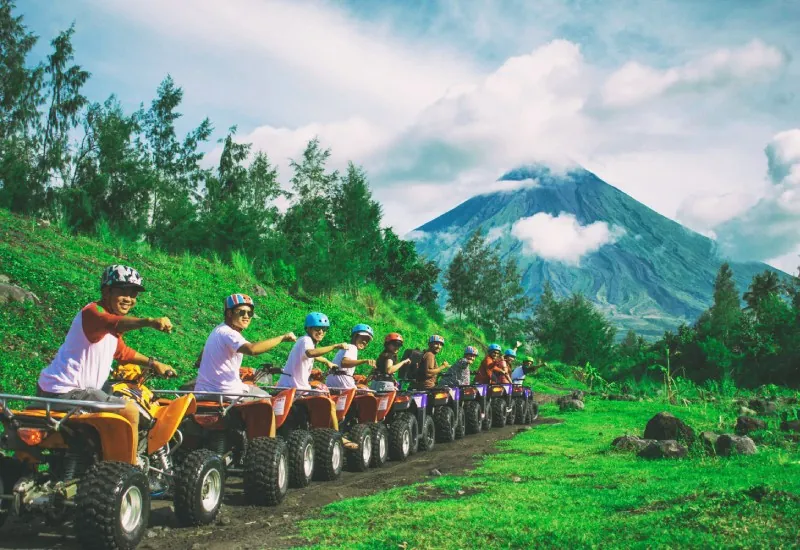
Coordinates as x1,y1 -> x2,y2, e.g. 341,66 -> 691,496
709,262 -> 741,346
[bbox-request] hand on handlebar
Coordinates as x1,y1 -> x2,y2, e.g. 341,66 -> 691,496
154,361 -> 177,378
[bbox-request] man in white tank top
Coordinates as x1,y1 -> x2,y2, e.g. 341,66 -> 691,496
37,265 -> 175,452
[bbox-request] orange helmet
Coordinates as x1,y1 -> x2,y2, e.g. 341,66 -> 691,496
385,332 -> 404,345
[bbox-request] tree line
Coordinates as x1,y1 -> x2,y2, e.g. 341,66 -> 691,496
0,1 -> 438,305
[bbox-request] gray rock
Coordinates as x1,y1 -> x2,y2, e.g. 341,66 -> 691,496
429,468 -> 442,476
738,406 -> 758,416
779,420 -> 800,433
749,399 -> 778,416
570,390 -> 585,401
735,416 -> 766,435
643,412 -> 696,444
715,434 -> 757,456
612,435 -> 654,452
559,398 -> 585,411
253,284 -> 268,297
0,283 -> 40,304
0,275 -> 9,283
637,440 -> 687,459
608,394 -> 639,402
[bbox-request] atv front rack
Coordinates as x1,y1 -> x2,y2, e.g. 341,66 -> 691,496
0,392 -> 127,431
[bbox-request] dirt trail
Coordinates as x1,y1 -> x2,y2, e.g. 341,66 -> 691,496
1,415 -> 561,550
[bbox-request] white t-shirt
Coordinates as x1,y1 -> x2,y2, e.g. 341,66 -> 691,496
195,324 -> 249,394
326,344 -> 358,389
511,366 -> 526,383
277,335 -> 315,390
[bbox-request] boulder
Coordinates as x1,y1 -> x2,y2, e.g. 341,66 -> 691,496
612,435 -> 654,452
608,394 -> 639,402
715,434 -> 757,456
637,440 -> 687,459
253,284 -> 268,297
779,420 -> 800,433
0,283 -> 39,304
699,431 -> 719,452
643,412 -> 696,444
569,390 -> 585,401
0,274 -> 9,284
559,398 -> 585,412
749,399 -> 778,416
735,416 -> 766,436
738,406 -> 757,416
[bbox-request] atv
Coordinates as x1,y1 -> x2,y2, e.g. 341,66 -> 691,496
379,388 -> 435,459
422,385 -> 463,443
327,384 -> 386,472
0,378 -> 221,550
459,382 -> 490,434
487,382 -> 516,427
511,383 -> 539,424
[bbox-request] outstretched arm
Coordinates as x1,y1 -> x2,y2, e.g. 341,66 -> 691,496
239,332 -> 297,356
306,342 -> 348,358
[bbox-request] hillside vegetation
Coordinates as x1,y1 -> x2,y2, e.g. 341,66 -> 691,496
0,208 -> 486,396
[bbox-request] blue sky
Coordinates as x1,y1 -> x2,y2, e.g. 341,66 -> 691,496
21,0 -> 800,272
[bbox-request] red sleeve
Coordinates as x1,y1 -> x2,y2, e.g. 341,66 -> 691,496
82,302 -> 124,343
114,334 -> 138,363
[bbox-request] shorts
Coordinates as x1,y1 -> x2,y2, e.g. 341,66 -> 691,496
37,386 -> 126,404
370,380 -> 397,392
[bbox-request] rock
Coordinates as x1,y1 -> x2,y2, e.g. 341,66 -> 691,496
643,412 -> 696,444
715,434 -> 757,456
429,468 -> 442,477
558,398 -> 585,411
511,476 -> 522,483
779,420 -> 800,433
699,431 -> 719,452
735,416 -> 766,436
738,406 -> 757,416
0,275 -> 9,283
570,390 -> 585,401
749,398 -> 778,416
611,435 -> 654,452
253,284 -> 268,297
0,283 -> 40,304
608,394 -> 639,402
146,530 -> 158,539
637,440 -> 687,459
217,516 -> 231,526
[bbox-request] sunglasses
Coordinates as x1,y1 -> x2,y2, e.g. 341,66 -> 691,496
234,309 -> 254,318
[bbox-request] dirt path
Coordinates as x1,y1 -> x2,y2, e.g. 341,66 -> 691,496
1,415 -> 561,550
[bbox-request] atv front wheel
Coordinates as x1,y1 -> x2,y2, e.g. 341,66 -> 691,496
482,401 -> 493,431
506,399 -> 517,425
370,423 -> 389,467
491,398 -> 507,428
243,437 -> 289,506
287,430 -> 315,488
345,424 -> 372,472
454,406 -> 466,440
312,428 -> 344,481
527,402 -> 539,423
75,461 -> 150,550
514,399 -> 526,425
464,401 -> 482,435
418,415 -> 436,452
405,413 -> 420,455
173,449 -> 225,526
434,407 -> 456,443
388,417 -> 412,461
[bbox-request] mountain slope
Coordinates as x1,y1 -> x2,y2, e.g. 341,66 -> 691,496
412,165 -> 784,338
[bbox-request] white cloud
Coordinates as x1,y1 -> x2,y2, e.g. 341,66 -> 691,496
510,212 -> 625,265
676,191 -> 758,236
486,224 -> 509,244
602,40 -> 787,107
715,129 -> 800,262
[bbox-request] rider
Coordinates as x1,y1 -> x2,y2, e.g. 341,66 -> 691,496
494,349 -> 516,384
512,356 -> 542,383
277,312 -> 348,390
369,333 -> 411,392
194,293 -> 297,398
439,346 -> 478,387
416,335 -> 449,390
326,324 -> 377,389
474,343 -> 505,384
37,265 -> 175,451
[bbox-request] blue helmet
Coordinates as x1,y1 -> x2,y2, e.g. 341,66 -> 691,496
429,334 -> 445,345
488,343 -> 502,353
504,348 -> 517,358
464,346 -> 478,357
305,312 -> 330,329
351,323 -> 374,340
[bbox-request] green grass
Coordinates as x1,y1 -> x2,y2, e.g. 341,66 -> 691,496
0,208 -> 487,395
293,397 -> 800,549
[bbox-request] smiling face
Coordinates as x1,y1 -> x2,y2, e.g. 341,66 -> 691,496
226,305 -> 254,331
307,326 -> 328,343
429,341 -> 443,355
102,286 -> 140,316
353,334 -> 372,350
464,354 -> 477,365
490,350 -> 501,360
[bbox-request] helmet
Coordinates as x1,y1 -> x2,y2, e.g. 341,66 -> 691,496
351,323 -> 374,340
225,293 -> 255,311
522,356 -> 534,364
305,312 -> 330,329
504,349 -> 517,358
488,343 -> 502,353
464,346 -> 478,357
100,265 -> 145,291
429,334 -> 445,345
385,332 -> 404,345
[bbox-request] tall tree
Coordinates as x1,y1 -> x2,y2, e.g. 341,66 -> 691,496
743,270 -> 781,313
709,262 -> 741,346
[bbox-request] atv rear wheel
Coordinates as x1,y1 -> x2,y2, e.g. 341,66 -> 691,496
434,407 -> 455,443
370,423 -> 389,467
287,430 -> 315,488
312,428 -> 344,481
388,416 -> 412,461
243,437 -> 289,506
527,402 -> 539,423
454,406 -> 466,439
406,413 -> 420,455
75,461 -> 150,550
345,424 -> 372,472
418,415 -> 436,452
506,399 -> 517,425
173,449 -> 225,526
464,402 -> 481,435
514,399 -> 526,425
491,398 -> 507,428
482,401 -> 493,431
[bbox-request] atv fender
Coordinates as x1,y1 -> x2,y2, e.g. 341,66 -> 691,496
148,394 -> 197,454
332,389 -> 356,423
304,396 -> 338,430
70,413 -> 136,464
352,393 -> 379,423
272,389 -> 295,429
375,391 -> 396,422
236,400 -> 276,438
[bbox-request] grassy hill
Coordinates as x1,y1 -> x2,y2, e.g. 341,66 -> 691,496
0,208 -> 487,396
